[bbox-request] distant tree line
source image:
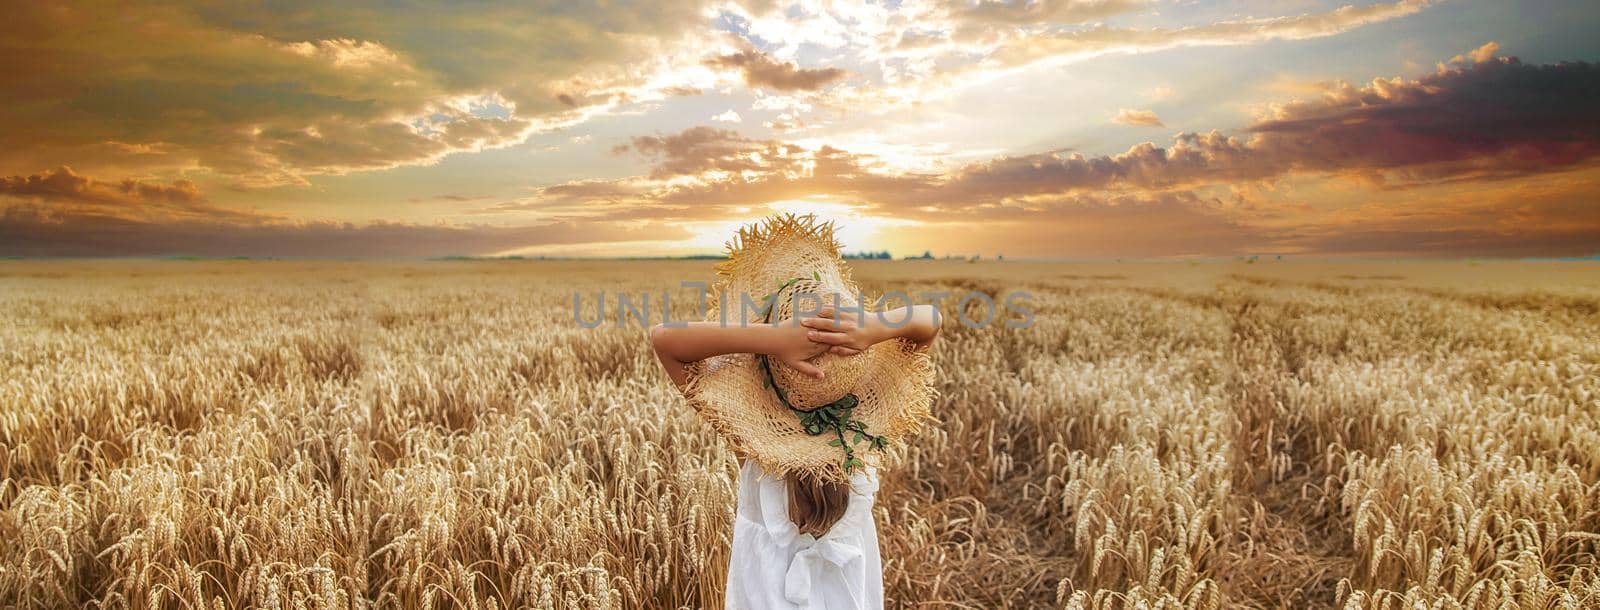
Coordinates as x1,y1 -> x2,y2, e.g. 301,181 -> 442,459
844,250 -> 1005,261
842,250 -> 894,260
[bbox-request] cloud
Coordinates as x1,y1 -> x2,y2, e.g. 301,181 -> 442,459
896,29 -> 951,50
1142,86 -> 1175,102
0,1 -> 716,185
937,133 -> 1258,200
942,53 -> 1600,195
616,126 -> 806,178
764,0 -> 1436,128
11,24 -> 1599,261
512,49 -> 1600,257
906,191 -> 1267,258
1451,41 -> 1500,65
764,113 -> 808,132
982,1 -> 1433,71
712,110 -> 743,123
1245,53 -> 1600,184
0,0 -> 1437,196
1111,109 -> 1165,127
1,166 -> 201,206
0,206 -> 686,258
229,114 -> 534,185
407,193 -> 494,203
0,166 -> 266,223
559,42 -> 1600,213
480,180 -> 652,214
278,38 -> 407,70
0,168 -> 677,258
705,49 -> 847,92
951,0 -> 1146,25
1270,171 -> 1600,257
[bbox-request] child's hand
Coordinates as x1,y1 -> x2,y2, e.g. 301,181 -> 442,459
799,307 -> 889,356
771,323 -> 831,379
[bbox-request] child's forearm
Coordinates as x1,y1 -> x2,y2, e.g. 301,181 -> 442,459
649,322 -> 785,364
646,320 -> 777,387
877,304 -> 941,349
651,321 -> 826,389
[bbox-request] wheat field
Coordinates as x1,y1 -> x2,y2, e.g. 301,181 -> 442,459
1,259 -> 1597,609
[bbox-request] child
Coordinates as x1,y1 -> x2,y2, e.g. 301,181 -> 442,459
650,214 -> 940,609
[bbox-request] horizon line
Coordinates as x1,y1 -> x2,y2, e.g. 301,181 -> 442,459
3,254 -> 1598,263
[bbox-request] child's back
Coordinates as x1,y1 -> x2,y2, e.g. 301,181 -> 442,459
725,460 -> 883,610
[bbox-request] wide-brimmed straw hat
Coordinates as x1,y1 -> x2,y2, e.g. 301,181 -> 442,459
683,214 -> 935,482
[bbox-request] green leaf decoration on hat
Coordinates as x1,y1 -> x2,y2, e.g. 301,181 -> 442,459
758,276 -> 888,473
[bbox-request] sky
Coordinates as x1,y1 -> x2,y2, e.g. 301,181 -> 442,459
1,0 -> 1598,259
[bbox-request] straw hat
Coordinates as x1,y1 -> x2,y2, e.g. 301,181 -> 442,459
683,214 -> 935,481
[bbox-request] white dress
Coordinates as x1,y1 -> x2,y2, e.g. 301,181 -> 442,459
725,460 -> 883,610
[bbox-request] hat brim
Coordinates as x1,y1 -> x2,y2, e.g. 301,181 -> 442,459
683,336 -> 934,480
680,213 -> 938,481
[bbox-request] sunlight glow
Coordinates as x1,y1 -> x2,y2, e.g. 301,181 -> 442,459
681,200 -> 922,256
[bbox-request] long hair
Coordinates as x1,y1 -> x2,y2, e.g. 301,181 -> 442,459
786,472 -> 850,536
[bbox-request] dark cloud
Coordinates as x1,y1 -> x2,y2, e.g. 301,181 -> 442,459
705,49 -> 847,92
943,53 -> 1600,197
1245,54 -> 1600,183
910,191 -> 1268,258
0,206 -> 685,258
0,166 -> 687,257
939,132 -> 1258,199
619,127 -> 805,178
1,166 -> 202,206
0,166 -> 266,223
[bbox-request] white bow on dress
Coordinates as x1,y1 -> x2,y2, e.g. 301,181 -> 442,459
783,532 -> 865,606
730,461 -> 882,610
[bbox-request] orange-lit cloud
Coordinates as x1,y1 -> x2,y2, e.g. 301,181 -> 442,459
1111,109 -> 1166,127
705,49 -> 848,92
0,1 -> 715,186
0,166 -> 266,224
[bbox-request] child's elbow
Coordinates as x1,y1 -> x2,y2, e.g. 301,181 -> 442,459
924,305 -> 944,335
648,323 -> 677,356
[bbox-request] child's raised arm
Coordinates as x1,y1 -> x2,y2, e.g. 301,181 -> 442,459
798,304 -> 943,353
649,322 -> 839,389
